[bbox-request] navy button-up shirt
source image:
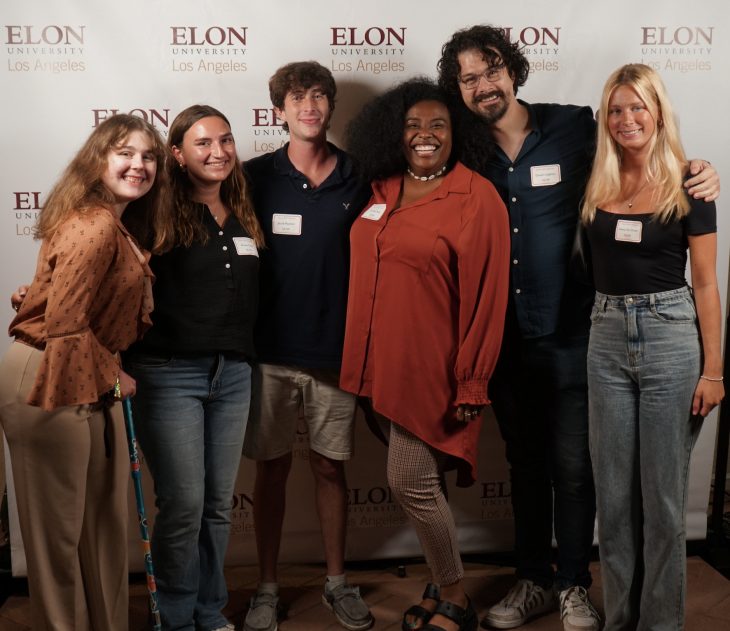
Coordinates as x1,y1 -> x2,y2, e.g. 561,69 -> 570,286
478,101 -> 596,338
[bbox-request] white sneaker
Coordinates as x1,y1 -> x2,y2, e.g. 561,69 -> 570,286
482,579 -> 557,629
558,586 -> 601,631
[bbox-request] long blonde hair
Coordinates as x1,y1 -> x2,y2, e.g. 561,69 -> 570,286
581,63 -> 689,224
153,104 -> 263,253
35,114 -> 168,243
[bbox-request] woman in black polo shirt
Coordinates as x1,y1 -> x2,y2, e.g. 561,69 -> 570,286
580,64 -> 723,631
124,104 -> 263,631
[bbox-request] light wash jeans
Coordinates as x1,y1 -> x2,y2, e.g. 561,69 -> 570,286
125,352 -> 251,631
587,286 -> 703,631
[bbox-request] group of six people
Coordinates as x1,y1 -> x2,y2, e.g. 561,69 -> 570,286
0,23 -> 723,631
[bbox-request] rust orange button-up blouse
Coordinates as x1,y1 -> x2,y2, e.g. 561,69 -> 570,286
340,162 -> 510,485
9,207 -> 154,411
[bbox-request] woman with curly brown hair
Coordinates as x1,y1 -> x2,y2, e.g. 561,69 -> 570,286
0,114 -> 167,630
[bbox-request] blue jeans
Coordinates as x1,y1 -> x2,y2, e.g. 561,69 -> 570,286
125,352 -> 251,631
489,316 -> 595,591
587,287 -> 702,631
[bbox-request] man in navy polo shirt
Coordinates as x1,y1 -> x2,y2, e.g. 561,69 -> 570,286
242,61 -> 373,631
437,25 -> 719,631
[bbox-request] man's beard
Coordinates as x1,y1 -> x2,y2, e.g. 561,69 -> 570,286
471,89 -> 508,125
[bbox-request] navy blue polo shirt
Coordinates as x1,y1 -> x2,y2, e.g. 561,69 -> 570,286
245,143 -> 371,369
478,101 -> 596,338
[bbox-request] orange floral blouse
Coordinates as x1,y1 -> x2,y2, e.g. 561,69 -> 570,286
9,207 -> 154,411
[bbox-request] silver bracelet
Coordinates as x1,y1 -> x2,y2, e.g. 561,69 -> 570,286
700,375 -> 724,382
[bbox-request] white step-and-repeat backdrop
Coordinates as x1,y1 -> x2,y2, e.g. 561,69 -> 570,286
2,1 -> 728,574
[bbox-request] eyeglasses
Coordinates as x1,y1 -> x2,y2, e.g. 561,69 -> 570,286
458,64 -> 506,90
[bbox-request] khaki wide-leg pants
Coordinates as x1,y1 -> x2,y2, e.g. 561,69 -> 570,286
0,342 -> 128,631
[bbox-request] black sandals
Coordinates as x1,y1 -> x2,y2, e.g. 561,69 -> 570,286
402,583 -> 441,630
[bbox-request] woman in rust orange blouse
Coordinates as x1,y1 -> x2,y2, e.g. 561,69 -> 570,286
342,79 -> 510,631
0,114 -> 167,631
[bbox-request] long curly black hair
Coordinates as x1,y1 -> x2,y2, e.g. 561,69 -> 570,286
345,77 -> 462,183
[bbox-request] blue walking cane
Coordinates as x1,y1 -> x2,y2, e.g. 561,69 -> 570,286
123,397 -> 162,631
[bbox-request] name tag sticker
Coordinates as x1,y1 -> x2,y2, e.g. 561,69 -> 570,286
615,219 -> 643,243
361,203 -> 387,221
530,164 -> 561,187
232,237 -> 258,257
272,213 -> 302,235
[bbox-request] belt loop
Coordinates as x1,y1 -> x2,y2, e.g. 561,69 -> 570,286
649,293 -> 656,308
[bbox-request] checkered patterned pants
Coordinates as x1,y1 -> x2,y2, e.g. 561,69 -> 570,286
387,422 -> 463,585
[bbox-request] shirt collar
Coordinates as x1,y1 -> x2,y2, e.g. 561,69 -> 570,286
373,161 -> 474,206
272,141 -> 354,185
519,99 -> 542,152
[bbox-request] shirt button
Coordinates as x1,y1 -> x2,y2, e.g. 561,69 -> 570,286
515,289 -> 522,294
508,167 -> 514,172
511,197 -> 517,202
225,263 -> 231,269
513,259 -> 518,265
513,228 -> 519,233
302,183 -> 308,189
218,231 -> 223,236
222,246 -> 228,251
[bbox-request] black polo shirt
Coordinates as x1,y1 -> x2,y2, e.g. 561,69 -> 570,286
478,101 -> 597,338
245,143 -> 371,369
131,206 -> 259,356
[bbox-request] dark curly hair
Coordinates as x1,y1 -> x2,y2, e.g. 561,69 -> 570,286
345,77 -> 461,183
437,25 -> 530,98
268,61 -> 336,132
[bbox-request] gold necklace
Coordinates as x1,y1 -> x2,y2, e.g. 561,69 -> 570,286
625,177 -> 651,209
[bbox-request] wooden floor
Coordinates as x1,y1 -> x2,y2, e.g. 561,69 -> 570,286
0,556 -> 729,630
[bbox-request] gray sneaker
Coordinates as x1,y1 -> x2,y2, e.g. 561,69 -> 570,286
482,579 -> 557,629
244,592 -> 279,631
322,583 -> 374,631
558,586 -> 601,631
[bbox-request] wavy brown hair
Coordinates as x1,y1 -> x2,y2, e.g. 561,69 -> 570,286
268,61 -> 336,132
35,114 -> 168,244
154,104 -> 263,253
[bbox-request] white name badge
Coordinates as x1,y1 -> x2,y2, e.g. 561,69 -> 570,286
272,213 -> 302,235
232,236 -> 258,257
361,203 -> 387,221
530,164 -> 561,187
615,219 -> 643,243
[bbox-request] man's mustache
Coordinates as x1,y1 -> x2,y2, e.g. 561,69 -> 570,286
473,89 -> 505,105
